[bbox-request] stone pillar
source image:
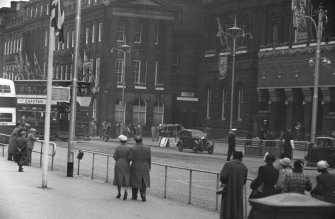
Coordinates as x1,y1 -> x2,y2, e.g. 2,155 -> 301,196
284,88 -> 294,130
321,87 -> 331,136
302,88 -> 313,141
268,88 -> 280,133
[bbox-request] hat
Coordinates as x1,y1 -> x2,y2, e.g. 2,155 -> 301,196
19,130 -> 26,135
118,135 -> 127,142
265,154 -> 276,163
317,160 -> 329,170
279,157 -> 291,167
294,160 -> 304,169
30,128 -> 36,132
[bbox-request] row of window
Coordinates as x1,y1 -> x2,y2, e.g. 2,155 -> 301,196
4,37 -> 23,55
206,87 -> 244,121
114,99 -> 164,125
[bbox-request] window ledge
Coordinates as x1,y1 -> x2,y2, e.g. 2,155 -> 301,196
135,85 -> 147,90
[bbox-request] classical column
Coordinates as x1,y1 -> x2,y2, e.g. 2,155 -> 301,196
268,88 -> 280,133
321,87 -> 331,136
284,88 -> 294,130
302,88 -> 313,140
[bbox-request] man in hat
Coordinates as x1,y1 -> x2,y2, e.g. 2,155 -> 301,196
14,130 -> 28,172
130,135 -> 151,202
27,128 -> 38,165
311,160 -> 335,203
227,129 -> 236,161
220,151 -> 248,219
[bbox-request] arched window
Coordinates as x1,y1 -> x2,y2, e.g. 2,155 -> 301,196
221,88 -> 227,120
153,101 -> 164,125
132,99 -> 146,125
237,87 -> 244,121
115,100 -> 125,124
206,88 -> 211,119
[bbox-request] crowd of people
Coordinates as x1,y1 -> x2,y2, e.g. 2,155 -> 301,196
112,134 -> 151,202
7,121 -> 38,172
219,149 -> 335,219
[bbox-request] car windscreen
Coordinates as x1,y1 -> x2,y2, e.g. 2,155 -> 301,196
191,130 -> 205,138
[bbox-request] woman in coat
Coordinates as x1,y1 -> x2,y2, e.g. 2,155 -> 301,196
113,135 -> 131,200
7,123 -> 22,161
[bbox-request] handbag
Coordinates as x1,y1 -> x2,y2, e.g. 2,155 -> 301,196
216,184 -> 227,195
249,183 -> 263,199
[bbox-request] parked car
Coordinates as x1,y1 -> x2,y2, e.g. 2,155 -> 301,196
305,137 -> 335,167
176,129 -> 214,154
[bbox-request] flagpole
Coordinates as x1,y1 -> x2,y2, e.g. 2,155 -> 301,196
42,14 -> 55,189
67,0 -> 82,177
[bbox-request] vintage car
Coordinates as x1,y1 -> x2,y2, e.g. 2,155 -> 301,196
305,137 -> 335,167
176,129 -> 214,154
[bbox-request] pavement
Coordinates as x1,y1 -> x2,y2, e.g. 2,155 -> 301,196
0,150 -> 218,219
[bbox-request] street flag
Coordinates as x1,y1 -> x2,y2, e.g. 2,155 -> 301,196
50,0 -> 65,43
216,17 -> 228,48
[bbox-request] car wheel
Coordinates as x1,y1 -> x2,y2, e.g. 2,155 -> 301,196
193,144 -> 198,153
207,148 -> 214,154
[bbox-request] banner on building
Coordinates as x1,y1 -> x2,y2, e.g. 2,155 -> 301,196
292,0 -> 308,42
218,54 -> 228,80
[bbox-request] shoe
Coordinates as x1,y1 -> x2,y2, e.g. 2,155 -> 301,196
116,194 -> 121,199
18,169 -> 24,172
141,194 -> 146,202
131,197 -> 137,200
123,191 -> 128,200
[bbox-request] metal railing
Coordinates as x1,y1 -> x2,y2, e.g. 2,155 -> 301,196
0,133 -> 56,170
75,148 -> 254,218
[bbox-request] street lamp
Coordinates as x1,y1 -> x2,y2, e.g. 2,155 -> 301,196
217,15 -> 252,131
294,3 -> 327,144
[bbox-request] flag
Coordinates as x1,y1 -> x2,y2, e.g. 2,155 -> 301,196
33,52 -> 43,77
216,17 -> 228,48
24,53 -> 34,79
50,0 -> 65,43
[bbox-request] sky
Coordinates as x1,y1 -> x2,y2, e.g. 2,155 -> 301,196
0,0 -> 29,9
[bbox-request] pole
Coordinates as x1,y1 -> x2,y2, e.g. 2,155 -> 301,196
67,0 -> 82,177
310,7 -> 323,144
121,51 -> 126,135
229,36 -> 236,131
42,17 -> 55,188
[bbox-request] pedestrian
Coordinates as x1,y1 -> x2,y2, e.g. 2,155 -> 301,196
248,154 -> 278,219
282,160 -> 312,194
7,122 -> 22,161
219,151 -> 248,219
151,125 -> 157,141
311,160 -> 335,203
227,129 -> 236,161
27,128 -> 38,166
14,130 -> 28,172
282,128 -> 294,159
130,135 -> 151,202
275,157 -> 293,193
113,135 -> 131,200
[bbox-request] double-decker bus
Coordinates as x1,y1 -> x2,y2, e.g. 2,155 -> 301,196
0,78 -> 16,134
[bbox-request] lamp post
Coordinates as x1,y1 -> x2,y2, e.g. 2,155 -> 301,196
294,3 -> 327,144
217,15 -> 252,131
111,44 -> 136,134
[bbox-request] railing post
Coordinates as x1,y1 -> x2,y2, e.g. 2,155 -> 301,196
216,173 -> 220,211
106,155 -> 110,183
164,165 -> 167,198
188,169 -> 192,204
39,141 -> 43,167
51,143 -> 55,171
91,153 -> 95,179
77,158 -> 80,175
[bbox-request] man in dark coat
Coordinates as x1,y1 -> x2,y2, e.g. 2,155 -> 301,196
130,135 -> 151,202
227,129 -> 236,161
311,160 -> 335,203
14,130 -> 28,172
7,122 -> 22,160
220,151 -> 248,219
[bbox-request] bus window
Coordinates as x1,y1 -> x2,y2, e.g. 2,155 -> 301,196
0,113 -> 12,122
0,85 -> 11,93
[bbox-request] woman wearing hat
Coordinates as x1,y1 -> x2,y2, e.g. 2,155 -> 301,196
248,154 -> 279,219
14,130 -> 28,172
311,160 -> 335,203
113,135 -> 132,200
275,157 -> 293,192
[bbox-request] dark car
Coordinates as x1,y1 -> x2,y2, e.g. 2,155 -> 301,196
305,137 -> 335,167
176,129 -> 214,154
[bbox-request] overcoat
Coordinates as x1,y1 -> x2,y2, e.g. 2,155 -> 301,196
250,164 -> 279,197
14,135 -> 28,165
8,126 -> 21,155
311,171 -> 335,203
113,143 -> 131,187
130,143 -> 151,188
220,160 -> 248,219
